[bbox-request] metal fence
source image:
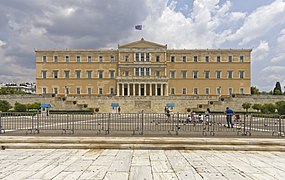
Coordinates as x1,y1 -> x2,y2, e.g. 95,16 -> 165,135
0,112 -> 284,137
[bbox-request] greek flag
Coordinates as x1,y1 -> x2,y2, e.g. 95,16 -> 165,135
135,25 -> 142,30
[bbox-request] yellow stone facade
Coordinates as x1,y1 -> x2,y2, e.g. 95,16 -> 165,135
36,39 -> 251,96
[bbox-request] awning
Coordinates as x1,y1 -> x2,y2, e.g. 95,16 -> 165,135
111,103 -> 119,107
40,104 -> 51,108
166,103 -> 175,107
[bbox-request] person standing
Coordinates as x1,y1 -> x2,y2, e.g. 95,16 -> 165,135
225,107 -> 234,128
118,106 -> 121,114
205,108 -> 210,125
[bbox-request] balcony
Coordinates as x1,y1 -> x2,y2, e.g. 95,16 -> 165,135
116,76 -> 168,83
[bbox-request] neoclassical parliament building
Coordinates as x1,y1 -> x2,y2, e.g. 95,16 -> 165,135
36,38 -> 251,96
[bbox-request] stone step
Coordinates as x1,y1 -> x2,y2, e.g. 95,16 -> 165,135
0,136 -> 284,151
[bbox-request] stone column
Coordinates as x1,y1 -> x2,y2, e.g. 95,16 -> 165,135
122,83 -> 125,96
160,84 -> 163,96
138,84 -> 141,96
155,84 -> 157,96
127,83 -> 130,96
116,83 -> 119,96
133,84 -> 135,96
165,83 -> 168,96
150,83 -> 152,96
144,83 -> 146,96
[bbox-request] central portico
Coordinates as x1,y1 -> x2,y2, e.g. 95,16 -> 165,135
116,38 -> 169,96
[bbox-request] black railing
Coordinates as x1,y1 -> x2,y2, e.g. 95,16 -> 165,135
0,112 -> 284,137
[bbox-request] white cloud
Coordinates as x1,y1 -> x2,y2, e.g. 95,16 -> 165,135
262,66 -> 285,73
229,12 -> 246,22
271,53 -> 285,63
252,41 -> 269,61
227,0 -> 285,45
0,40 -> 6,47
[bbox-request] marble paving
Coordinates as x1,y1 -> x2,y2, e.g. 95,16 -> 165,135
0,149 -> 284,180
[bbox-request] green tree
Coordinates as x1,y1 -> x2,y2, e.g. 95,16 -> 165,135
251,86 -> 260,95
242,103 -> 251,113
0,100 -> 11,112
273,82 -> 282,95
261,103 -> 276,114
14,102 -> 27,112
275,101 -> 285,115
252,104 -> 262,112
26,102 -> 41,111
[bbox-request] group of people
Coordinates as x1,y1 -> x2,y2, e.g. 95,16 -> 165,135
164,106 -> 235,128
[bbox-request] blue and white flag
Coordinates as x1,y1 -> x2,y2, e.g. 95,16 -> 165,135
135,25 -> 142,30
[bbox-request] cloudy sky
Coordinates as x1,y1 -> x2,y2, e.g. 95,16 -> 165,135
0,0 -> 285,92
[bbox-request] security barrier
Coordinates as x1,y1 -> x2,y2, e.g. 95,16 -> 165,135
0,112 -> 284,137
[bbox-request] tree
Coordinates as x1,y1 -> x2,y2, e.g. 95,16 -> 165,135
273,82 -> 282,95
275,101 -> 285,115
251,86 -> 260,95
26,102 -> 41,111
14,102 -> 27,112
252,104 -> 262,112
242,103 -> 251,113
0,100 -> 11,112
261,103 -> 276,114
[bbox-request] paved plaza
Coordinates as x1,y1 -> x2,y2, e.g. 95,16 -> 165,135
0,149 -> 285,180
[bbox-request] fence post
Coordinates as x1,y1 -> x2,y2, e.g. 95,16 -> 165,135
176,112 -> 179,135
141,110 -> 144,135
242,114 -> 246,135
279,115 -> 282,137
107,113 -> 111,135
0,113 -> 4,134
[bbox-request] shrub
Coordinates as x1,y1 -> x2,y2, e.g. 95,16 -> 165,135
14,102 -> 27,112
0,100 -> 12,112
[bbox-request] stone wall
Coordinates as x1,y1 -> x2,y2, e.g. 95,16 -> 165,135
1,94 -> 285,113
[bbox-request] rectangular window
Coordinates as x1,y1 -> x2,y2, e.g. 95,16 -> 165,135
216,71 -> 221,79
110,55 -> 115,62
171,88 -> 175,95
99,56 -> 104,62
240,56 -> 244,62
182,88 -> 187,95
42,71 -> 47,79
140,68 -> 144,76
156,55 -> 160,62
146,68 -> 150,76
87,71 -> 92,79
227,71 -> 233,79
217,56 -> 221,62
181,71 -> 187,78
135,68 -> 139,76
110,88 -> 114,95
53,55 -> 58,63
194,55 -> 198,62
53,88 -> 58,94
217,87 -> 221,95
193,71 -> 198,79
170,71 -> 176,78
87,56 -> 92,62
204,71 -> 210,79
65,55 -> 69,62
182,55 -> 187,63
99,88 -> 103,95
64,71 -> 69,78
228,55 -> 232,62
205,88 -> 210,95
155,71 -> 160,77
76,56 -> 81,62
141,53 -> 145,61
170,55 -> 175,62
240,88 -> 244,94
146,53 -> 150,62
42,88 -> 47,94
76,70 -> 81,79
239,71 -> 245,79
228,88 -> 233,95
125,55 -> 129,62
87,88 -> 92,95
53,71 -> 58,79
135,53 -> 139,61
109,70 -> 115,78
205,56 -> 210,62
65,87 -> 69,94
76,88 -> 81,95
42,56 -> 47,63
124,71 -> 129,77
98,71 -> 104,78
194,88 -> 198,95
